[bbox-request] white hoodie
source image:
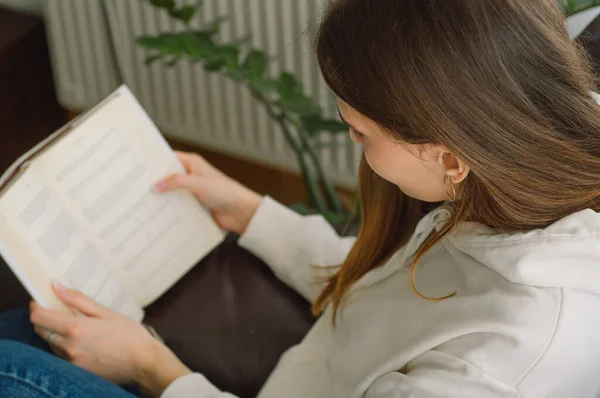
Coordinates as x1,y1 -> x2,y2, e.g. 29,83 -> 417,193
161,196 -> 600,398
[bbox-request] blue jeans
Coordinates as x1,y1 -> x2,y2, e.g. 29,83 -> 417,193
0,309 -> 137,398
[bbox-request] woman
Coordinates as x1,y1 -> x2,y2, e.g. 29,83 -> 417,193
2,0 -> 600,396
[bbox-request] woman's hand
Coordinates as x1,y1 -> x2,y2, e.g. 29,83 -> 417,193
154,151 -> 263,235
30,282 -> 191,396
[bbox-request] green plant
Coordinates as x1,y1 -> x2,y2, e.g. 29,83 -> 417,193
560,0 -> 600,16
136,0 -> 353,224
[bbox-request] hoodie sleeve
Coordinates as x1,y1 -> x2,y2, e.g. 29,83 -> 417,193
160,373 -> 238,398
238,196 -> 357,303
365,351 -> 521,398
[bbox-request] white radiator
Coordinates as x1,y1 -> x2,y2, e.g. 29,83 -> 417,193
43,0 -> 360,188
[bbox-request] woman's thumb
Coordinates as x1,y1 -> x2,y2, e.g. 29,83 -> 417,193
53,281 -> 109,318
153,173 -> 200,194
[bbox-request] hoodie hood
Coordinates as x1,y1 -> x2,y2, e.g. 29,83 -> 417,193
446,209 -> 600,294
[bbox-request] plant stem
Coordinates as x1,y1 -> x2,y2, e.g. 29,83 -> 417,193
248,88 -> 329,214
282,112 -> 346,214
306,140 -> 346,214
272,104 -> 345,215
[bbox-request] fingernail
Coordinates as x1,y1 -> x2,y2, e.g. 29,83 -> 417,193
53,281 -> 67,293
153,181 -> 166,192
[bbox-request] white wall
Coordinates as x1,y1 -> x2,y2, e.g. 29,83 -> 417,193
0,0 -> 43,15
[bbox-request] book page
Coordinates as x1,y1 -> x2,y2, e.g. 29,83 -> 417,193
0,166 -> 144,321
34,86 -> 225,307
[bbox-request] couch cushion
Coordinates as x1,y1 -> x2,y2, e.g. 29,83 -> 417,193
143,234 -> 314,398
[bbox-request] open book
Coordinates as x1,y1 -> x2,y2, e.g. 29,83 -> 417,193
0,86 -> 225,322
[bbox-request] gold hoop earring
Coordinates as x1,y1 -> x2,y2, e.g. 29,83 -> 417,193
444,175 -> 457,202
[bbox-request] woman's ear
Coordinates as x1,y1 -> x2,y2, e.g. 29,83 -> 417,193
438,150 -> 470,183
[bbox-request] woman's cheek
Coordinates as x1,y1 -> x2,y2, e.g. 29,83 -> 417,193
364,148 -> 391,182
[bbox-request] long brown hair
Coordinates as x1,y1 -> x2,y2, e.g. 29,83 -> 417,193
312,0 -> 600,319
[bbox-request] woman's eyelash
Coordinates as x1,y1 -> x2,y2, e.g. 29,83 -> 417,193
350,128 -> 365,140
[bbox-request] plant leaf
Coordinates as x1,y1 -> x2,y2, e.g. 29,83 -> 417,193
249,77 -> 277,93
180,32 -> 204,58
241,50 -> 268,81
275,73 -> 322,116
176,5 -> 197,23
137,32 -> 216,61
226,67 -> 245,82
149,0 -> 176,11
136,34 -> 183,55
204,59 -> 224,72
561,0 -> 600,16
301,116 -> 348,135
194,33 -> 217,58
276,72 -> 303,99
136,35 -> 167,50
144,53 -> 164,65
218,44 -> 240,68
279,96 -> 322,118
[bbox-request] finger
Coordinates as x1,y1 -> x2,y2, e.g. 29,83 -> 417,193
33,325 -> 65,345
153,173 -> 203,194
175,152 -> 210,175
174,151 -> 194,173
34,326 -> 68,357
34,325 -> 52,341
53,282 -> 111,318
30,301 -> 77,336
50,344 -> 67,358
